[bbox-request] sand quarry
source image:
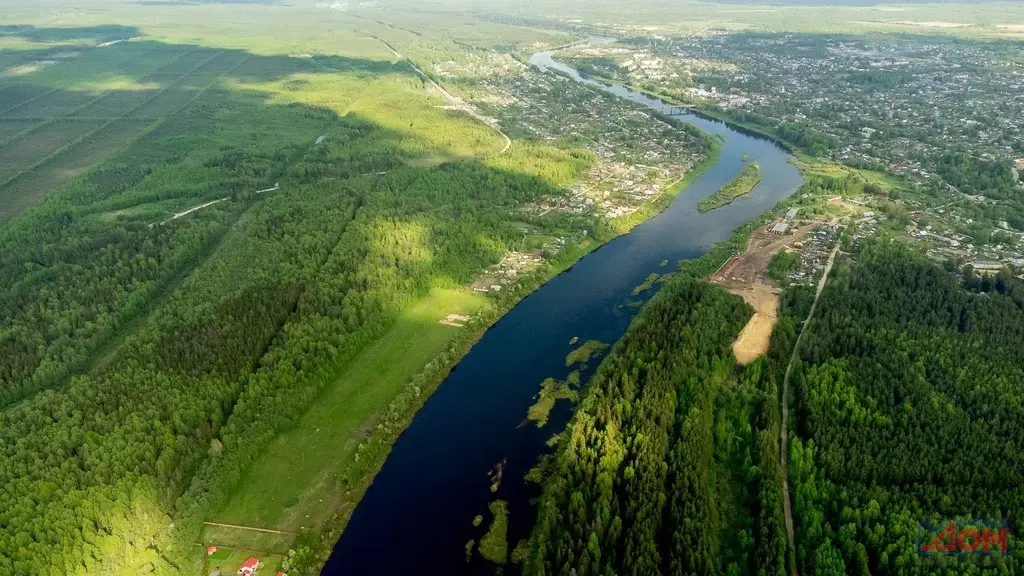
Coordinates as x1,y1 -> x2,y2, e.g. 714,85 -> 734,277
711,222 -> 819,364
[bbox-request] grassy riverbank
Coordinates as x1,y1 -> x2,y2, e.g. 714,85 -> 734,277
698,161 -> 762,212
573,70 -> 697,110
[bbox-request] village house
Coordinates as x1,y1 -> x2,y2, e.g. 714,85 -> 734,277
237,557 -> 259,576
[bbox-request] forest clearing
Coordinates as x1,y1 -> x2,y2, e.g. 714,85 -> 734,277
211,289 -> 488,532
710,220 -> 818,364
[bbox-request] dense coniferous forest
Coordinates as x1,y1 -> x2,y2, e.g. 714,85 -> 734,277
523,236 -> 1024,576
789,241 -> 1024,575
524,276 -> 803,576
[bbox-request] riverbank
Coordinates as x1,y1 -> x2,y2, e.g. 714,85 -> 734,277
574,71 -> 696,110
325,39 -> 803,576
204,121 -> 724,573
692,105 -> 802,154
544,42 -> 799,154
604,135 -> 722,235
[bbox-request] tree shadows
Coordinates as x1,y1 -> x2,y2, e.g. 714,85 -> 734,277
0,24 -> 410,222
0,24 -> 140,44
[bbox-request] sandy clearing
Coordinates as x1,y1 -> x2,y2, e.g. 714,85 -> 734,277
712,221 -> 822,364
729,286 -> 780,365
893,20 -> 971,28
170,197 -> 228,220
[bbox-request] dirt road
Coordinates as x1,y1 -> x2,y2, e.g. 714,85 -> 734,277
170,197 -> 227,221
779,233 -> 841,576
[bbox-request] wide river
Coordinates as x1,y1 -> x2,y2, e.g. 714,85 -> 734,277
322,39 -> 803,575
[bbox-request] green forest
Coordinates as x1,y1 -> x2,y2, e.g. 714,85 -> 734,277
0,115 -> 599,574
789,241 -> 1024,575
522,240 -> 1024,576
0,11 -> 603,575
698,162 -> 761,212
523,274 -> 803,576
3,0 -> 1024,575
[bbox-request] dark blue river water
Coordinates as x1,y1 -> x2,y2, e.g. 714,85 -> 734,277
322,41 -> 803,575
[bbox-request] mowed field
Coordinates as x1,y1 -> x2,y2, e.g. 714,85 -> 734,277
208,288 -> 489,544
0,40 -> 244,222
203,545 -> 284,576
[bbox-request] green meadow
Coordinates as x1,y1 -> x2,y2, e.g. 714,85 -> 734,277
213,288 -> 489,534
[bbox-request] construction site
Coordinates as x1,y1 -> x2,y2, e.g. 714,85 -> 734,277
711,211 -> 840,364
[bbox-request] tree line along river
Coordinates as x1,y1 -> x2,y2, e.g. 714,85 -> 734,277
321,38 -> 804,575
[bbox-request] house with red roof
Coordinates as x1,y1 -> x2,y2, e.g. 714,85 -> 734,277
237,557 -> 259,576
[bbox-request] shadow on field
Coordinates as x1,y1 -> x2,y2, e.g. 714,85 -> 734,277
0,16 -> 601,576
0,24 -> 411,222
0,24 -> 140,43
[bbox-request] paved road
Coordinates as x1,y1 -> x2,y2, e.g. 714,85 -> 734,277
780,233 -> 842,576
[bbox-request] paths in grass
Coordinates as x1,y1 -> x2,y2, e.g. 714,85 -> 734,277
0,85 -> 54,115
2,90 -> 96,119
212,288 -> 489,534
0,119 -> 40,143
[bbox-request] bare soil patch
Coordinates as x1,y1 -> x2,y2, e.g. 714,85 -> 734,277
729,286 -> 780,365
711,222 -> 818,364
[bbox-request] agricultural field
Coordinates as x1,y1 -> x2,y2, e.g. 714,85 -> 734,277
0,41 -> 231,222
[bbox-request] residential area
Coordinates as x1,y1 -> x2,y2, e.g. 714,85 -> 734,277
434,52 -> 707,220
557,34 -> 1024,200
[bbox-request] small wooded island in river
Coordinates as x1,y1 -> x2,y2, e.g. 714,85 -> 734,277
698,161 -> 762,212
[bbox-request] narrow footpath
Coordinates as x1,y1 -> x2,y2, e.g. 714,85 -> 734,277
780,234 -> 842,576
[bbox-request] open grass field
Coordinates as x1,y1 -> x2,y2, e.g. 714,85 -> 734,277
201,545 -> 283,576
212,288 -> 489,535
791,154 -> 904,191
200,524 -> 294,555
